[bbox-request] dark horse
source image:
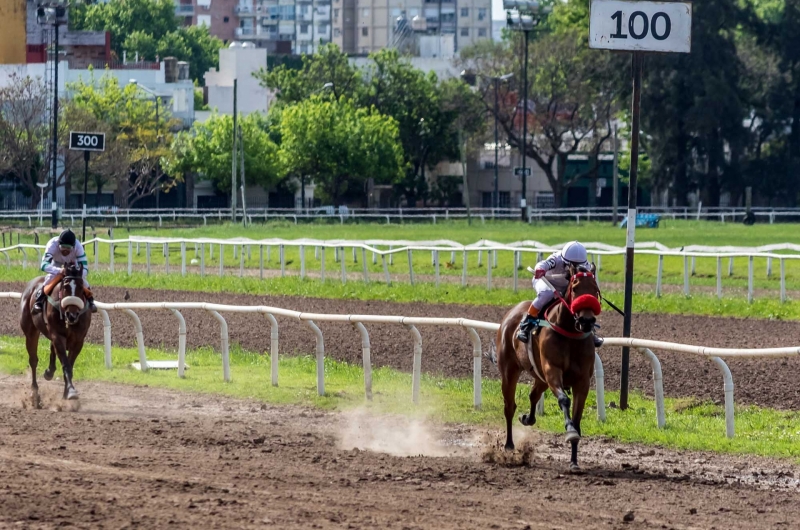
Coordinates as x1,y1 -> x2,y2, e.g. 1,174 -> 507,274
495,264 -> 601,470
20,263 -> 91,406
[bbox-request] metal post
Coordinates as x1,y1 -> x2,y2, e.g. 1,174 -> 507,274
51,22 -> 60,229
620,51 -> 644,410
81,151 -> 89,240
520,29 -> 530,221
612,124 -> 619,225
494,77 -> 500,210
230,78 -> 238,222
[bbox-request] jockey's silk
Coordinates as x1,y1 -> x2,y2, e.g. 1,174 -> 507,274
40,237 -> 89,288
534,251 -> 591,291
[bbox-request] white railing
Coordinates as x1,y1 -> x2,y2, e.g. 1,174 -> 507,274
2,291 -> 796,439
2,236 -> 797,302
1,206 -> 799,225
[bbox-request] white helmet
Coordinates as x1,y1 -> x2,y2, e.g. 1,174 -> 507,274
562,241 -> 587,264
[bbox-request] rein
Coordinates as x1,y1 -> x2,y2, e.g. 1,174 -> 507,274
541,271 -> 599,341
46,273 -> 90,323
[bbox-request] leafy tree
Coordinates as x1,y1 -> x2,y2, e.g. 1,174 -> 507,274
278,97 -> 404,205
68,72 -> 182,207
71,0 -> 223,84
458,31 -> 622,205
166,113 -> 279,195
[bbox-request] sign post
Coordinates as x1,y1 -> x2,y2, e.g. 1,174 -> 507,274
589,0 -> 691,409
69,131 -> 106,241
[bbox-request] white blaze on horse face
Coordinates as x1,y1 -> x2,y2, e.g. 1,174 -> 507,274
69,280 -> 77,298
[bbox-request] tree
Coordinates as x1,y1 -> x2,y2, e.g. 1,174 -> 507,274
71,0 -> 223,84
68,72 -> 183,207
459,31 -> 622,205
278,97 -> 404,205
166,113 -> 280,195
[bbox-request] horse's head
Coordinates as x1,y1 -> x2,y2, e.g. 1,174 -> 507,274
59,263 -> 86,325
567,263 -> 601,333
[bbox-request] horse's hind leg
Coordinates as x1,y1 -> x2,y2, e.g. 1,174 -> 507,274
25,334 -> 41,409
43,344 -> 56,381
568,380 -> 590,470
520,378 -> 547,426
500,365 -> 521,451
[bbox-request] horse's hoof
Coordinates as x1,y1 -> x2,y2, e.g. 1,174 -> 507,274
565,429 -> 581,443
569,462 -> 582,473
43,369 -> 54,381
66,388 -> 79,400
31,394 -> 42,409
504,443 -> 515,452
519,413 -> 535,426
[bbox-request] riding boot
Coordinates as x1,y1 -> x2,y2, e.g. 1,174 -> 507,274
87,297 -> 97,313
32,289 -> 46,315
517,305 -> 540,343
593,333 -> 604,348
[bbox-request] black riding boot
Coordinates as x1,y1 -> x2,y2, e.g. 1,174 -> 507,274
593,333 -> 604,348
87,297 -> 97,313
516,315 -> 539,343
32,289 -> 46,315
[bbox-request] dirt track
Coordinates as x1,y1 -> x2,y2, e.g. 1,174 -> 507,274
1,376 -> 799,529
3,283 -> 800,409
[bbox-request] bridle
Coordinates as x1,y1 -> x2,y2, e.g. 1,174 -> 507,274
47,269 -> 90,325
541,270 -> 601,340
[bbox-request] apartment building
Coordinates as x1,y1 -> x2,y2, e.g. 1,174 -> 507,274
175,0 -> 240,43
332,0 -> 491,55
233,0 -> 332,54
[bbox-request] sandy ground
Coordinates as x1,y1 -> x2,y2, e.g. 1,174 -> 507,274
0,376 -> 799,529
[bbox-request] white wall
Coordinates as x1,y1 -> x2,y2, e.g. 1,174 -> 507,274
204,46 -> 270,115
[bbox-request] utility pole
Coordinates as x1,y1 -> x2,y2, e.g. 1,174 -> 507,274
239,122 -> 247,227
612,124 -> 619,225
50,20 -> 60,229
231,78 -> 238,223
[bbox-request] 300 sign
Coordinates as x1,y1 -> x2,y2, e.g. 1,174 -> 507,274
68,131 -> 106,152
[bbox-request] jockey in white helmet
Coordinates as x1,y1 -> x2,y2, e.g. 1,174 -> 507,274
32,228 -> 96,315
517,241 -> 603,347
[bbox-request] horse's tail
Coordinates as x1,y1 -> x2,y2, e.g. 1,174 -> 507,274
484,339 -> 498,366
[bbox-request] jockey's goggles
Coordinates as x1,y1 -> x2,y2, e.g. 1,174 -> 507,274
58,244 -> 73,251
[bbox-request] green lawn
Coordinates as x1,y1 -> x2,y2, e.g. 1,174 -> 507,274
5,220 -> 799,293
1,334 -> 798,460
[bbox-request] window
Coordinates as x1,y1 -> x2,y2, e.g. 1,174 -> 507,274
300,23 -> 309,33
362,8 -> 370,17
223,16 -> 230,22
478,7 -> 487,20
334,27 -> 341,36
460,7 -> 468,17
361,26 -> 369,36
333,8 -> 339,18
460,27 -> 469,36
390,7 -> 401,17
481,192 -> 493,208
279,5 -> 295,20
408,8 -> 419,17
318,24 -> 328,34
478,27 -> 486,37
498,191 -> 511,209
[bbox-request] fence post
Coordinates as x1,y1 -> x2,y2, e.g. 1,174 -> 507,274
748,255 -> 754,304
300,245 -> 305,279
462,250 -> 467,287
780,258 -> 786,303
486,250 -> 492,289
710,357 -> 735,438
219,244 -> 224,277
340,247 -> 346,284
594,352 -> 605,422
716,256 -> 722,299
128,241 -> 133,276
407,249 -> 414,285
99,309 -> 112,369
207,310 -> 230,382
683,255 -> 689,296
656,254 -> 663,298
767,257 -> 772,278
94,240 -> 98,270
354,322 -> 372,400
265,313 -> 279,387
406,324 -> 422,405
466,327 -> 482,409
200,243 -> 205,277
122,309 -> 148,372
280,245 -> 286,278
728,257 -> 734,276
389,245 -> 394,265
180,242 -> 186,277
109,243 -> 114,273
361,248 -> 368,283
164,244 -> 169,274
691,256 -> 696,276
434,250 -> 440,288
382,254 -> 391,285
513,251 -> 519,293
305,320 -> 325,396
146,243 -> 151,276
320,247 -> 326,281
259,245 -> 264,280
169,309 -> 187,378
639,348 -> 665,429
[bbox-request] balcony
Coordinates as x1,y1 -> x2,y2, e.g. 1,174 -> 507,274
175,3 -> 194,14
235,4 -> 255,15
236,26 -> 265,37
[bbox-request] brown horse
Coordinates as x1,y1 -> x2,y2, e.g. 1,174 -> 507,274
494,264 -> 601,470
19,263 -> 92,406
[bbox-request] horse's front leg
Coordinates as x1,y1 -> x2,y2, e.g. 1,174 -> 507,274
43,343 -> 57,381
543,366 -> 579,443
25,334 -> 41,409
64,340 -> 84,400
52,339 -> 76,400
568,380 -> 590,470
520,378 -> 547,426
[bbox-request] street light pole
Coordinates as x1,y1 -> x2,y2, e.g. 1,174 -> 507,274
50,19 -> 60,229
520,28 -> 529,221
494,77 -> 499,210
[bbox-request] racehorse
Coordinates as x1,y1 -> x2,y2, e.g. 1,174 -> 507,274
494,264 -> 601,470
19,263 -> 92,407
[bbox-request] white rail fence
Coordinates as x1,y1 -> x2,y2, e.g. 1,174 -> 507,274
2,206 -> 799,226
3,291 -> 797,439
2,237 -> 799,302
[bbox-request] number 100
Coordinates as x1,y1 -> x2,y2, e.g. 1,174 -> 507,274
610,10 -> 671,41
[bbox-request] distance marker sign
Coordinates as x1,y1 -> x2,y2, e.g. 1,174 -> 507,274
589,0 -> 692,53
69,131 -> 106,152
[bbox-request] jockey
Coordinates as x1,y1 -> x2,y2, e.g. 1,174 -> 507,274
32,229 -> 96,315
517,241 -> 603,348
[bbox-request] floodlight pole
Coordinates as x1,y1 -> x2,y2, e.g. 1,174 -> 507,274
50,20 -> 60,229
520,28 -> 529,221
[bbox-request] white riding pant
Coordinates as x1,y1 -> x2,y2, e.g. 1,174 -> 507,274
532,278 -> 566,311
44,269 -> 90,291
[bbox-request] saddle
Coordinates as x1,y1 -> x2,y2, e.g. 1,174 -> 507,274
531,298 -> 559,339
